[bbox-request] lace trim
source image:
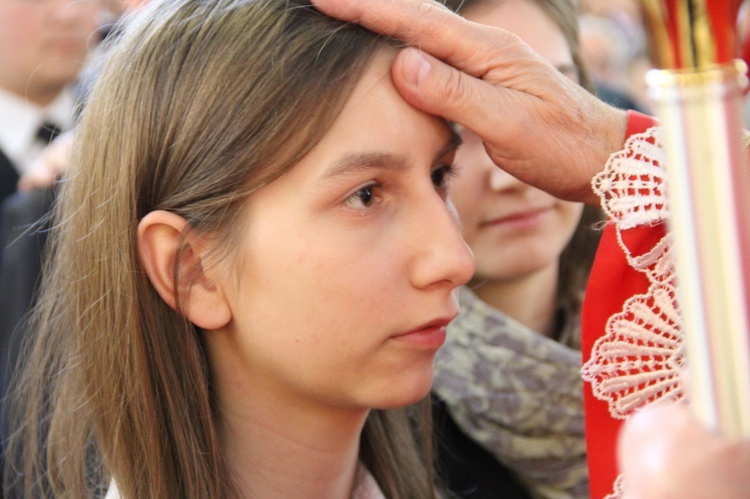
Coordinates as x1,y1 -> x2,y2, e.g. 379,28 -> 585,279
604,474 -> 626,499
592,126 -> 668,230
582,126 -> 685,497
582,279 -> 684,419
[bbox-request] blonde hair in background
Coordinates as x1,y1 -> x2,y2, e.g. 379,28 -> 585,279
5,0 -> 435,497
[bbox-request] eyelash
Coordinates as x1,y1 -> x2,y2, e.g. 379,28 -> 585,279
344,163 -> 459,210
432,163 -> 459,195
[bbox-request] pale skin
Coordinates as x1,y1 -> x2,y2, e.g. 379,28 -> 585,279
138,52 -> 475,498
448,0 -> 584,337
311,0 -> 750,496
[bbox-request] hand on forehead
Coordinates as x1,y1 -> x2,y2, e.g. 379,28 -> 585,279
311,0 -> 523,77
312,0 -> 629,205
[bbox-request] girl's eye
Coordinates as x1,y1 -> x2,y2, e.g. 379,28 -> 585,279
431,164 -> 458,192
345,184 -> 378,209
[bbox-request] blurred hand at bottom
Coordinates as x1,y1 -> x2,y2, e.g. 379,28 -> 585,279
618,401 -> 750,499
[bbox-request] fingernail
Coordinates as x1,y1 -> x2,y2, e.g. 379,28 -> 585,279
402,49 -> 431,87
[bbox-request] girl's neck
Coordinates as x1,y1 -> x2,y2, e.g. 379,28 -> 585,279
215,373 -> 369,499
471,264 -> 559,338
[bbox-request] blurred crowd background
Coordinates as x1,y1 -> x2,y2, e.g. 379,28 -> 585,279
578,0 -> 750,126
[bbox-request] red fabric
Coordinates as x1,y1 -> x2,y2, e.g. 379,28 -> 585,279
742,21 -> 750,95
581,111 -> 662,498
706,0 -> 742,65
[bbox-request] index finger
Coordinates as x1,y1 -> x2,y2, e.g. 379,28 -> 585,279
311,0 -> 503,74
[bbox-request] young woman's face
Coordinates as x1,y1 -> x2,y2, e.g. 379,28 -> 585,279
449,0 -> 584,283
208,52 -> 475,414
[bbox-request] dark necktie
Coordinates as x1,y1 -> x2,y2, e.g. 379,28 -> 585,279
36,122 -> 63,145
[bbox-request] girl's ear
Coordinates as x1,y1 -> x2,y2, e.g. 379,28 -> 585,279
137,210 -> 232,330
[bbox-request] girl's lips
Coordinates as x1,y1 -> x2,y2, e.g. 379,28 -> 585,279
391,317 -> 454,350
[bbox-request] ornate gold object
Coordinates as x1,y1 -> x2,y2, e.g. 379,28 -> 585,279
641,0 -> 750,437
641,0 -> 740,69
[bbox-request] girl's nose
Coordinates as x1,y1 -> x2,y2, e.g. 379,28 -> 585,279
408,198 -> 476,291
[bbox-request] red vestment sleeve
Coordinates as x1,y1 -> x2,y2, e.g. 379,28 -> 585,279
581,111 -> 663,498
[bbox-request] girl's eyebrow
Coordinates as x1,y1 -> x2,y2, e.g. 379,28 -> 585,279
322,128 -> 463,180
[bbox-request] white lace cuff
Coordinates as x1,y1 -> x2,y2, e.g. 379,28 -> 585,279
592,126 -> 668,231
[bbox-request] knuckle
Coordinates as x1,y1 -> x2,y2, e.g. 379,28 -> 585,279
432,66 -> 473,116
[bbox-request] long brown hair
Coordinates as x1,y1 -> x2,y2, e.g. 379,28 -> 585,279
6,1 -> 435,497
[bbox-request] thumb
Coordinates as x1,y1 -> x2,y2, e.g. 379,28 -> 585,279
391,48 -> 495,132
390,45 -> 627,204
390,47 -> 528,175
389,47 -> 589,201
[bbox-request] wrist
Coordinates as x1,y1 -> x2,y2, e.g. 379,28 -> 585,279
580,104 -> 628,205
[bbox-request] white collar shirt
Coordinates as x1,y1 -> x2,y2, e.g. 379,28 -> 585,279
0,87 -> 76,175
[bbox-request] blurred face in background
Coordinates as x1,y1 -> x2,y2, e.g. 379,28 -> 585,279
449,0 -> 584,284
0,0 -> 103,105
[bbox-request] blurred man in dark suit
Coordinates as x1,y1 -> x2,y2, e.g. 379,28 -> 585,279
0,0 -> 103,489
0,0 -> 103,376
0,0 -> 102,204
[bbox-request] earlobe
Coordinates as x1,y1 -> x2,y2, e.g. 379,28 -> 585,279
137,211 -> 232,330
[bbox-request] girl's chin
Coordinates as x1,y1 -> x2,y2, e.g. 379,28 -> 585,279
370,373 -> 434,409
